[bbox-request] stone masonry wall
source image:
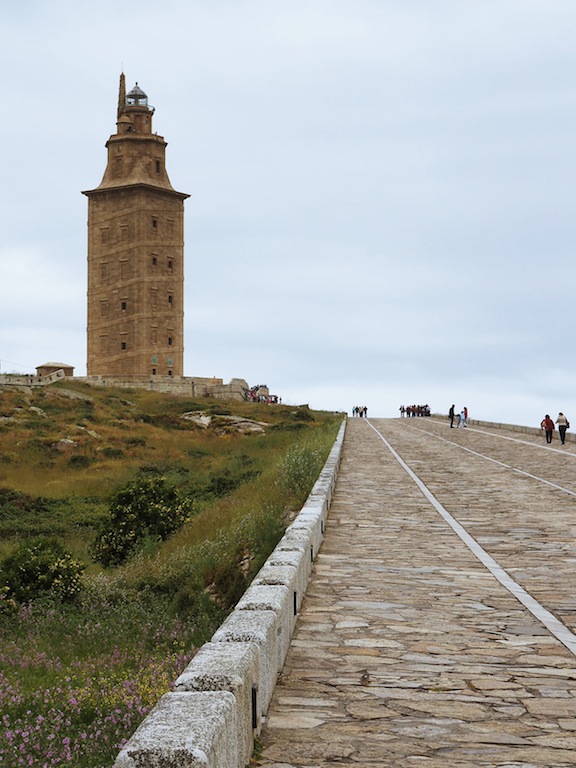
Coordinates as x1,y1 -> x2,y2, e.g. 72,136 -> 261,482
75,375 -> 251,401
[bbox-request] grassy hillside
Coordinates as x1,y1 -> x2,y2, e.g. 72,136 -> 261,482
0,381 -> 338,546
0,380 -> 342,767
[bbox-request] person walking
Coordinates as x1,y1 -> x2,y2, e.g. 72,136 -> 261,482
556,412 -> 570,445
449,404 -> 455,428
540,414 -> 554,444
458,409 -> 467,428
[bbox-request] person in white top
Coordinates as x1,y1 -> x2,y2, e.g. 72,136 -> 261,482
556,412 -> 570,444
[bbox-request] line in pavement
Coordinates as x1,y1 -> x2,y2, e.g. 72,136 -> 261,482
405,423 -> 576,498
457,423 -> 575,457
367,419 -> 576,658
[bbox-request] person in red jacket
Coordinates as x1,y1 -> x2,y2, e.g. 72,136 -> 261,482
540,414 -> 555,444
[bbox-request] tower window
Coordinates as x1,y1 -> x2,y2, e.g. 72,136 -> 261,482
155,160 -> 161,173
168,336 -> 173,346
151,255 -> 157,266
100,301 -> 109,318
168,259 -> 173,271
167,293 -> 173,306
151,218 -> 158,232
121,340 -> 127,350
168,370 -> 173,377
121,300 -> 127,312
152,368 -> 157,375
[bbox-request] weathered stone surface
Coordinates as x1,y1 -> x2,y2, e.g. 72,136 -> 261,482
174,641 -> 260,765
181,411 -> 268,433
113,691 -> 237,768
51,438 -> 79,451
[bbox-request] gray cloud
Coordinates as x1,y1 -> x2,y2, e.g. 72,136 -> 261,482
1,1 -> 575,425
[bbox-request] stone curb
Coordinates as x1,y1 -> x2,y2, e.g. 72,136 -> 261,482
113,691 -> 237,768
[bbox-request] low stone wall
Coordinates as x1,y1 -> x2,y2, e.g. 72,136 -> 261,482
0,370 -> 67,386
112,419 -> 347,768
77,375 -> 250,401
0,373 -> 255,403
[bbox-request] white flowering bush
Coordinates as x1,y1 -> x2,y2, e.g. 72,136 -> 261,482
0,537 -> 85,603
91,477 -> 193,566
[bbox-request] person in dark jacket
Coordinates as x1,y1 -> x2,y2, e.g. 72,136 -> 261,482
540,414 -> 554,444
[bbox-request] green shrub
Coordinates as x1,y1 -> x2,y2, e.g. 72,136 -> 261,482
91,477 -> 193,567
204,550 -> 248,607
0,488 -> 50,516
101,446 -> 124,458
0,585 -> 17,614
0,537 -> 85,603
68,454 -> 91,468
204,468 -> 260,498
138,463 -> 164,476
294,407 -> 314,422
276,442 -> 325,505
187,448 -> 209,458
126,436 -> 147,447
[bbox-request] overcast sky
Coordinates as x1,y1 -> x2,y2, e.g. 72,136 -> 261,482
1,1 -> 575,425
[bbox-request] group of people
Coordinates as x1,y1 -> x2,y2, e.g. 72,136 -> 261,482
448,404 -> 468,428
351,405 -> 368,417
399,404 -> 431,417
540,412 -> 570,444
243,385 -> 281,404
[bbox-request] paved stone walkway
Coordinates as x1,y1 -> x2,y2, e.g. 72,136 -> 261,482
257,417 -> 576,767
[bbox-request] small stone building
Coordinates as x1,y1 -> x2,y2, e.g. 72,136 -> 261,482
36,362 -> 75,378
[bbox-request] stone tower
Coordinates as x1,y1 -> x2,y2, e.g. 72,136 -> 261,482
83,74 -> 189,377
